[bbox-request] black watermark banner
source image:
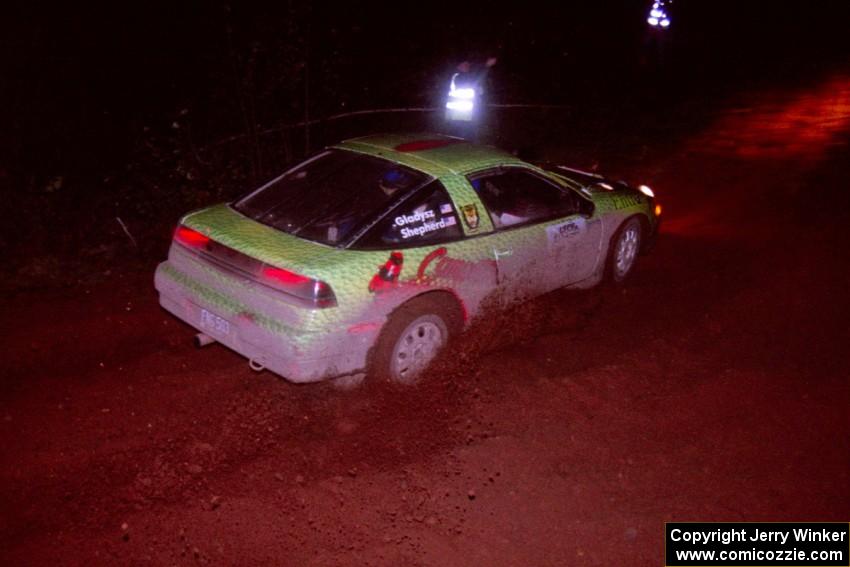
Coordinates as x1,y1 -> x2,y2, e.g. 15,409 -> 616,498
665,523 -> 849,566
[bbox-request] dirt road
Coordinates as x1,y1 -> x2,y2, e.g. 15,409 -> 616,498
2,75 -> 848,566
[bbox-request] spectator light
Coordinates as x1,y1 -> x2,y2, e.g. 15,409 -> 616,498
647,0 -> 671,28
446,77 -> 476,111
449,86 -> 475,100
445,73 -> 477,121
446,100 -> 474,112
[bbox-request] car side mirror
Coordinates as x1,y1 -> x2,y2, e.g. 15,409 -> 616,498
579,197 -> 595,218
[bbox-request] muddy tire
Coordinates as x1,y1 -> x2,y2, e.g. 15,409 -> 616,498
605,217 -> 643,284
369,294 -> 462,385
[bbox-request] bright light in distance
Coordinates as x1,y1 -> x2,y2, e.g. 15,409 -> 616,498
647,0 -> 670,29
449,87 -> 475,100
446,100 -> 474,112
638,184 -> 655,198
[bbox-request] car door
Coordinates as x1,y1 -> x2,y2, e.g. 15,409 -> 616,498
351,179 -> 498,318
538,172 -> 603,286
542,211 -> 603,286
468,167 -> 601,299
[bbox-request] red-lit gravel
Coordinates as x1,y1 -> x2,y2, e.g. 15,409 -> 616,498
2,76 -> 848,566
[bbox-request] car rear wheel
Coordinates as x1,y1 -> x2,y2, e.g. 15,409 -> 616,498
606,217 -> 642,283
370,294 -> 461,385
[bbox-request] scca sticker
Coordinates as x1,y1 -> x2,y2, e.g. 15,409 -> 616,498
461,204 -> 480,229
547,218 -> 584,247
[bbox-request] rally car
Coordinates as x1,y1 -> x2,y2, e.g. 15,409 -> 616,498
154,133 -> 660,385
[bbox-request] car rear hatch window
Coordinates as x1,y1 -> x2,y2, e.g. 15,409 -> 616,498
233,149 -> 429,246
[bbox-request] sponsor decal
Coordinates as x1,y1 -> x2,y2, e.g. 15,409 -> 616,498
416,247 -> 448,280
611,194 -> 643,210
390,208 -> 454,240
394,209 -> 435,227
369,251 -> 403,293
400,218 -> 451,239
366,246 -> 497,301
547,218 -> 584,246
439,203 -> 453,214
461,204 -> 480,229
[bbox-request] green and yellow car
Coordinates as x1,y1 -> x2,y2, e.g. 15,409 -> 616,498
154,133 -> 660,385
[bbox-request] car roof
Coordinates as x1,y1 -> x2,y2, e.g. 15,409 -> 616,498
333,133 -> 526,177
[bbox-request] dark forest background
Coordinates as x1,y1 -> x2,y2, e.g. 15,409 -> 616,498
2,0 -> 848,284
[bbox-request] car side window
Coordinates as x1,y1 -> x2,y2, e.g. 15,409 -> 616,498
354,180 -> 463,249
469,169 -> 578,230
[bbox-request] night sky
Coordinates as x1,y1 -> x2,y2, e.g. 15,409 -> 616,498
4,1 -> 848,181
2,1 -> 850,261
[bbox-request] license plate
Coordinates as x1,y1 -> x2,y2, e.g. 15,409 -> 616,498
200,308 -> 230,336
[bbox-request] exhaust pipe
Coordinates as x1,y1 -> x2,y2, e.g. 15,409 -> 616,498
194,333 -> 216,348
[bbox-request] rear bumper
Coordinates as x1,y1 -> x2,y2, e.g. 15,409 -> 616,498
154,259 -> 376,383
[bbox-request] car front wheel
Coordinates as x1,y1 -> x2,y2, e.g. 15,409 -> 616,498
607,217 -> 642,283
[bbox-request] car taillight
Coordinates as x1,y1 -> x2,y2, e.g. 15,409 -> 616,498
261,266 -> 337,308
262,266 -> 310,285
173,224 -> 336,308
174,225 -> 211,249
